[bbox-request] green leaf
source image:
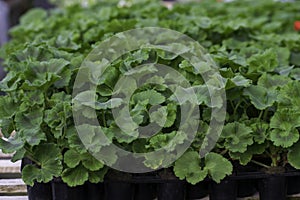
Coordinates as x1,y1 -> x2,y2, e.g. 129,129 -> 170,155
130,100 -> 148,125
290,68 -> 300,81
247,49 -> 278,73
277,81 -> 300,109
149,106 -> 168,127
0,71 -> 21,92
124,64 -> 158,76
122,49 -> 150,69
165,103 -> 177,128
11,148 -> 26,162
20,91 -> 44,108
15,108 -> 46,146
230,143 -> 267,165
226,74 -> 252,90
258,73 -> 290,89
74,91 -> 122,110
64,149 -> 104,171
221,122 -> 253,153
22,144 -> 62,186
243,85 -> 277,110
98,67 -> 120,88
44,100 -> 71,139
249,119 -> 269,144
31,59 -> 70,74
147,131 -> 186,152
276,47 -> 290,67
82,154 -> 104,171
62,165 -> 89,187
144,151 -> 176,169
20,9 -> 47,25
113,107 -> 140,136
270,109 -> 300,148
174,151 -> 207,185
105,124 -> 138,144
54,69 -> 72,88
95,98 -> 123,110
290,51 -> 300,66
288,141 -> 300,169
204,152 -> 232,183
170,85 -> 223,108
88,167 -> 108,183
0,96 -> 19,118
270,128 -> 299,148
132,90 -> 165,106
64,149 -> 81,168
0,132 -> 24,154
169,86 -> 198,105
55,30 -> 81,50
76,125 -> 111,153
21,73 -> 60,90
65,126 -> 87,154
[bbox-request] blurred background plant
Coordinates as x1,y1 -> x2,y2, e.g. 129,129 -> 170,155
0,0 -> 53,82
49,0 -> 97,7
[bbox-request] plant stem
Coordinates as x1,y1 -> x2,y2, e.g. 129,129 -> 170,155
271,156 -> 278,167
230,101 -> 235,113
251,160 -> 271,169
233,101 -> 242,116
258,110 -> 264,120
25,155 -> 41,166
269,144 -> 279,167
220,149 -> 228,155
24,145 -> 41,165
263,109 -> 269,121
102,111 -> 107,127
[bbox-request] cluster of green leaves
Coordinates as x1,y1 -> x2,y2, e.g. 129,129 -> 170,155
1,0 -> 300,186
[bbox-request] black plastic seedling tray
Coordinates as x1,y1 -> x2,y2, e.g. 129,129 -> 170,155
26,167 -> 300,200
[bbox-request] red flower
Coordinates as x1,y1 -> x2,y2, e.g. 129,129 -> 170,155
294,21 -> 300,31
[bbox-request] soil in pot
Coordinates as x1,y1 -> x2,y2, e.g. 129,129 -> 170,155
51,178 -> 86,200
186,181 -> 209,199
209,179 -> 237,200
135,183 -> 157,200
258,175 -> 286,200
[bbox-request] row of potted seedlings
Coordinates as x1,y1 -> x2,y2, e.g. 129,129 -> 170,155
1,0 -> 300,199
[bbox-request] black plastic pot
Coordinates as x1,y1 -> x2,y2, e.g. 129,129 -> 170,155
237,179 -> 257,198
85,182 -> 104,200
186,182 -> 209,199
287,176 -> 300,195
209,179 -> 237,200
104,181 -> 134,200
27,183 -> 52,200
157,182 -> 185,200
51,178 -> 86,200
258,175 -> 286,200
21,158 -> 52,200
234,162 -> 258,198
135,183 -> 156,200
